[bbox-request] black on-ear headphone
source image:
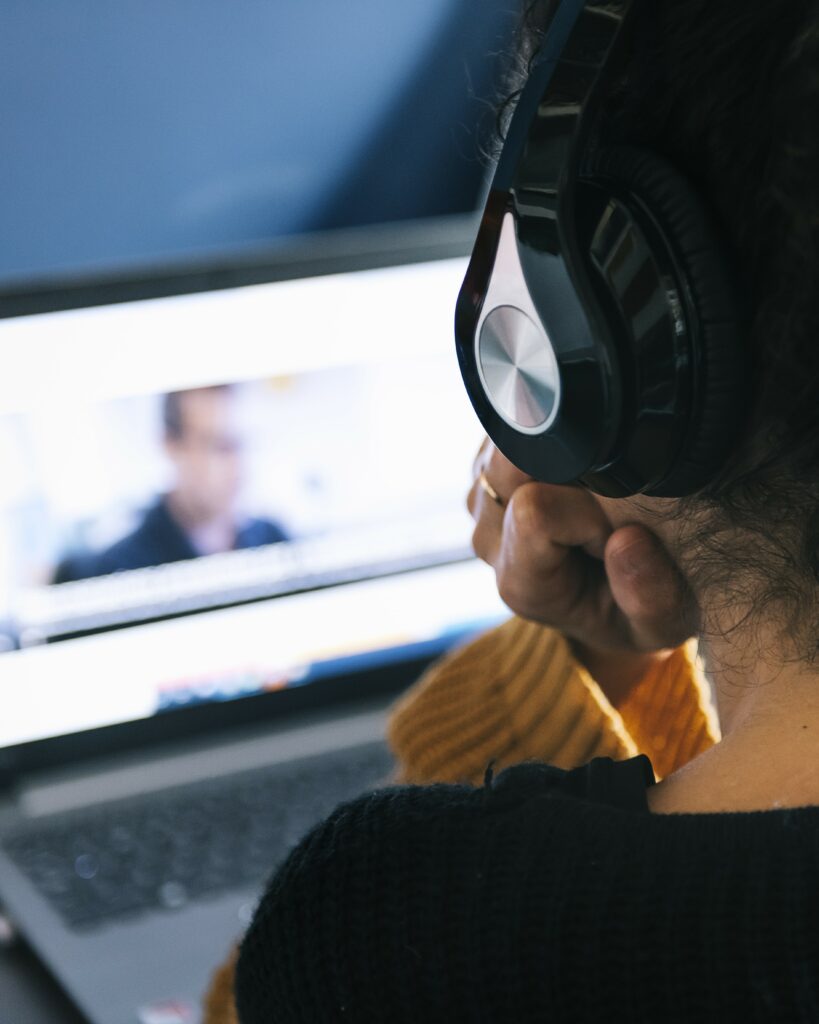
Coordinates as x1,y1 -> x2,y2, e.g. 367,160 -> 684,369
455,0 -> 746,497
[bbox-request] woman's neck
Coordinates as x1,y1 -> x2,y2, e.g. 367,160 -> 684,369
649,633 -> 819,814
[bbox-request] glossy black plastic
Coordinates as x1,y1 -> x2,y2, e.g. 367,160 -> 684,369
456,192 -> 618,484
455,0 -> 631,486
454,0 -> 740,497
578,182 -> 697,495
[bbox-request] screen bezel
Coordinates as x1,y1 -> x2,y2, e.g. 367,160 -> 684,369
0,213 -> 477,320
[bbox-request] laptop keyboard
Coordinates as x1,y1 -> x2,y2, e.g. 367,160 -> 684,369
3,740 -> 394,932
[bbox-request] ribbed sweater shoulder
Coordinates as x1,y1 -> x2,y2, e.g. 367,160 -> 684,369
235,756 -> 819,1023
203,620 -> 720,1022
388,616 -> 719,783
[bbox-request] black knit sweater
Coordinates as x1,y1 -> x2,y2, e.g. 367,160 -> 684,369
235,756 -> 819,1023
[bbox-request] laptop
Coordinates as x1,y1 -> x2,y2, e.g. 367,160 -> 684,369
0,222 -> 509,1024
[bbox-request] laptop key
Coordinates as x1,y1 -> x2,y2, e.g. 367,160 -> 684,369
3,740 -> 393,931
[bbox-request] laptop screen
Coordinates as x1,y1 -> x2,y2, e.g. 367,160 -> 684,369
0,256 -> 508,749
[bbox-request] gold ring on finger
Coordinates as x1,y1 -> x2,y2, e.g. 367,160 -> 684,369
479,471 -> 507,510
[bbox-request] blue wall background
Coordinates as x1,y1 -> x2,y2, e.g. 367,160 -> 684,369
0,1 -> 514,284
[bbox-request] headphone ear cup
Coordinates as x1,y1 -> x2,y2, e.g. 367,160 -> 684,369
583,146 -> 746,497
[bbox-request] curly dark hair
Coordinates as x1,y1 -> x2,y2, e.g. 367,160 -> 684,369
499,1 -> 819,660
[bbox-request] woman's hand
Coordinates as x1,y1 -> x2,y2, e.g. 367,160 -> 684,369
467,441 -> 698,703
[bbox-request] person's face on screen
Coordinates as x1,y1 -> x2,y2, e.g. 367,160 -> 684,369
164,387 -> 245,524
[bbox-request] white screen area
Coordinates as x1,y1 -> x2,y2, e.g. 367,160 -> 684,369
0,258 -> 509,746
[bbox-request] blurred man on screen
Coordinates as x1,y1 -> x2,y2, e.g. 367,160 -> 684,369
53,385 -> 288,583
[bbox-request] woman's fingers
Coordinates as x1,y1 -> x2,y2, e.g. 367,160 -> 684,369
604,525 -> 699,650
504,483 -> 612,562
466,439 -> 697,654
491,483 -> 612,618
468,442 -> 531,515
468,441 -> 533,564
469,479 -> 504,564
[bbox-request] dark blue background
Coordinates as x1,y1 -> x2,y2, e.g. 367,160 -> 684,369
0,0 -> 514,284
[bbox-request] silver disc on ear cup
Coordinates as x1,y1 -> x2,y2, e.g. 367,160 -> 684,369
477,305 -> 560,432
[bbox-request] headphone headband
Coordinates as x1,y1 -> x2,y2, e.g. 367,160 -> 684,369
495,0 -> 633,196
